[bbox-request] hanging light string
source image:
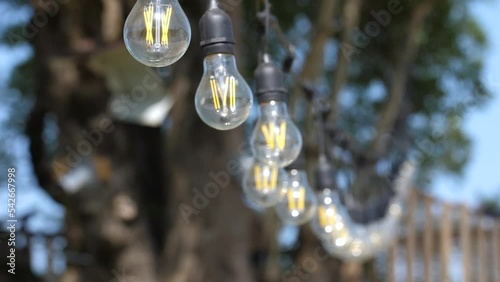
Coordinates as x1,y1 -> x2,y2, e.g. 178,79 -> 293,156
253,1 -> 403,225
264,0 -> 271,55
256,0 -> 295,72
308,88 -> 397,223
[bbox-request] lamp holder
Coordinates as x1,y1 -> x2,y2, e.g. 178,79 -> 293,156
254,57 -> 288,103
199,3 -> 235,56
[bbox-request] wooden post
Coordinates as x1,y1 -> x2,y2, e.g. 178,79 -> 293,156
478,218 -> 487,282
494,221 -> 500,281
342,262 -> 362,282
440,203 -> 452,281
367,260 -> 378,282
460,205 -> 471,282
406,189 -> 417,282
387,244 -> 396,282
423,196 -> 433,282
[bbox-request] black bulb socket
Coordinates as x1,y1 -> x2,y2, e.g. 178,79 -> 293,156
254,61 -> 287,103
199,6 -> 235,57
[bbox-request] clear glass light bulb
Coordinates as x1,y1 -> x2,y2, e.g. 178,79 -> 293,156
124,0 -> 191,67
242,162 -> 288,208
342,226 -> 375,262
195,53 -> 253,130
310,189 -> 352,241
322,223 -> 353,257
251,101 -> 302,167
366,223 -> 390,252
275,169 -> 317,225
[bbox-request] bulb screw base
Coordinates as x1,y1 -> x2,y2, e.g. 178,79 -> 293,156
254,60 -> 287,103
315,156 -> 336,191
199,6 -> 235,56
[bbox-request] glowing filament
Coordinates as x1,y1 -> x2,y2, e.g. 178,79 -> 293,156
287,187 -> 305,213
254,165 -> 278,192
161,6 -> 173,46
144,4 -> 173,47
261,122 -> 287,150
318,206 -> 336,228
210,76 -> 237,111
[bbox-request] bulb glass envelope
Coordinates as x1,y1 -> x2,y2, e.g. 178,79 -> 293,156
124,0 -> 191,67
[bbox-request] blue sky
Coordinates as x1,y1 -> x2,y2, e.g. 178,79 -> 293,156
432,0 -> 500,206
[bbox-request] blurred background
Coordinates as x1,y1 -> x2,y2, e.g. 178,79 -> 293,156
0,0 -> 499,281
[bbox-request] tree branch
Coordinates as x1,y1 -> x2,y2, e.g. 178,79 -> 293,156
372,0 -> 437,154
300,0 -> 339,81
289,0 -> 339,111
329,0 -> 363,124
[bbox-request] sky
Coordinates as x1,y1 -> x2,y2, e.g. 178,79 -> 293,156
432,0 -> 500,207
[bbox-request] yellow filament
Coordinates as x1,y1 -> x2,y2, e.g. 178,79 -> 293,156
254,165 -> 262,191
287,189 -> 296,211
287,187 -> 305,212
277,122 -> 287,150
261,123 -> 275,149
318,206 -> 327,227
210,76 -> 237,112
297,188 -> 305,211
261,122 -> 287,150
229,76 -> 236,112
144,5 -> 154,45
210,77 -> 221,110
318,206 -> 336,228
269,166 -> 278,191
254,165 -> 278,192
161,6 -> 173,46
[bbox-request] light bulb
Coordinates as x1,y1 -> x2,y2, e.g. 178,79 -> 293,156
323,226 -> 376,262
195,54 -> 253,130
275,169 -> 317,225
342,226 -> 376,262
195,5 -> 252,130
251,100 -> 302,167
124,0 -> 191,67
321,216 -> 353,257
242,162 -> 288,207
366,222 -> 392,252
310,189 -> 352,241
251,60 -> 302,167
